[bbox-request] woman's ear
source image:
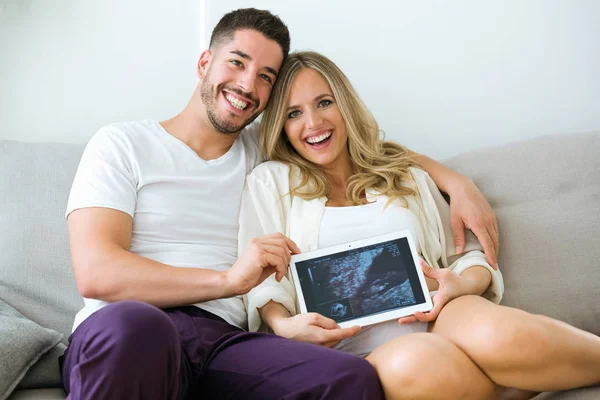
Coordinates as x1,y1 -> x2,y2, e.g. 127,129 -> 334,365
197,50 -> 212,79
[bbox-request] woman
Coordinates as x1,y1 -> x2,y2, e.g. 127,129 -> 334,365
238,51 -> 600,399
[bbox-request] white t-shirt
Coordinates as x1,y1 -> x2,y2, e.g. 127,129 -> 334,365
318,200 -> 421,249
66,119 -> 262,331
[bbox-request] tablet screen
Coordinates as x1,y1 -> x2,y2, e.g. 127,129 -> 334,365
294,237 -> 426,324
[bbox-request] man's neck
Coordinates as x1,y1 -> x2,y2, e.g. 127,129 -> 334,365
160,100 -> 239,161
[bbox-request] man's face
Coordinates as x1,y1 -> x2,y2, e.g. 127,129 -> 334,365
199,29 -> 284,134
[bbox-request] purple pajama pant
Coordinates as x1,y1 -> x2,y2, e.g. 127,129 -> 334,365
59,301 -> 384,400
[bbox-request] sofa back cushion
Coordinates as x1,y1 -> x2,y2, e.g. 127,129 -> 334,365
2,131 -> 599,341
0,141 -> 85,341
444,131 -> 600,335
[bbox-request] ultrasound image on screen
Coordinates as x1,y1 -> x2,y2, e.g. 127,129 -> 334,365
295,238 -> 426,323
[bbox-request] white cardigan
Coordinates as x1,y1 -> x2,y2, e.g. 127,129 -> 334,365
238,161 -> 504,332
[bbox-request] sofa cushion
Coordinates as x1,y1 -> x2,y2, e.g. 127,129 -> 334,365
7,388 -> 65,400
536,386 -> 600,399
0,299 -> 63,400
0,141 -> 85,342
444,131 -> 600,335
16,343 -> 66,390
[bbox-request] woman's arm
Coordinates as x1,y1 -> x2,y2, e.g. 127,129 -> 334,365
260,300 -> 360,347
239,170 -> 298,332
459,265 -> 492,296
411,151 -> 499,268
260,300 -> 293,329
240,166 -> 360,345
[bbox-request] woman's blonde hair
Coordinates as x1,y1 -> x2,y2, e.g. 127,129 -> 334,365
260,51 -> 418,204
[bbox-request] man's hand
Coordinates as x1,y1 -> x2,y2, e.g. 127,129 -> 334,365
226,233 -> 300,296
271,313 -> 360,348
449,178 -> 499,268
408,152 -> 499,269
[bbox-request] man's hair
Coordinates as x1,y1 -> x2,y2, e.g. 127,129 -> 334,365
260,51 -> 419,205
209,8 -> 290,58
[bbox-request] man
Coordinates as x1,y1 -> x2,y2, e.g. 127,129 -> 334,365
61,8 -> 499,399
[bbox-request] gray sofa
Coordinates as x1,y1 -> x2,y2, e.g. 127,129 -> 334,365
1,131 -> 599,399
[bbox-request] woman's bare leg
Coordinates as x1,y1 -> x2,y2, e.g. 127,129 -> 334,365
429,295 -> 600,391
366,332 -> 497,400
496,387 -> 540,400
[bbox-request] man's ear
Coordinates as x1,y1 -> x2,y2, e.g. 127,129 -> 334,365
197,50 -> 212,79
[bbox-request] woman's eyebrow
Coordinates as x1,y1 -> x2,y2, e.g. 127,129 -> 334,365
286,94 -> 331,111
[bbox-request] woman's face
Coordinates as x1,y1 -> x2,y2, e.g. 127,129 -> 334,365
283,68 -> 349,170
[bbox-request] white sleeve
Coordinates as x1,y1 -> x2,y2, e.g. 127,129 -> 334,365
420,171 -> 504,304
238,171 -> 297,332
66,127 -> 137,219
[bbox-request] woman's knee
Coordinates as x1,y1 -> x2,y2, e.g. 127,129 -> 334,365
455,305 -> 551,367
368,333 -> 494,399
369,334 -> 444,394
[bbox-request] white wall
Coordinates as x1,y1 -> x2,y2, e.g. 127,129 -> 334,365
2,1 -> 599,157
207,0 -> 600,158
0,0 -> 204,143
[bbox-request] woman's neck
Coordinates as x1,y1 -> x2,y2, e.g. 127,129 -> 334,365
323,159 -> 368,207
325,168 -> 351,189
322,151 -> 353,187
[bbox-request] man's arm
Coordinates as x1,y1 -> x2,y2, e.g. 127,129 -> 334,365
68,207 -> 297,308
411,151 -> 499,268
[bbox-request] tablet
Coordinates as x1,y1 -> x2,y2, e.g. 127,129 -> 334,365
289,230 -> 433,328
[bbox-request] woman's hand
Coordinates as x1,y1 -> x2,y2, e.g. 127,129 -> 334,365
271,313 -> 360,348
398,260 -> 468,325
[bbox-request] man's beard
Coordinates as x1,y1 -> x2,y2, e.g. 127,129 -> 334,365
200,70 -> 261,134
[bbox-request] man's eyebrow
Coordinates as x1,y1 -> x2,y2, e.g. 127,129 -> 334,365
265,66 -> 278,77
286,94 -> 331,111
230,50 -> 251,60
230,50 -> 278,77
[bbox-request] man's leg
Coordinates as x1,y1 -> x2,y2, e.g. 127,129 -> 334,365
61,301 -> 186,400
204,335 -> 383,399
167,306 -> 383,400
